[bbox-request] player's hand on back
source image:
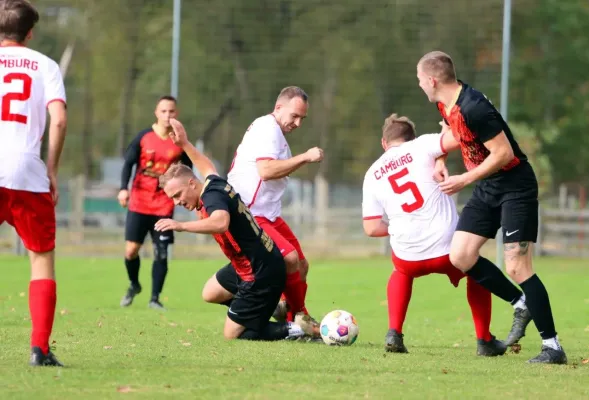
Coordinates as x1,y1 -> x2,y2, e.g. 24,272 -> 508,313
48,171 -> 59,206
305,147 -> 324,163
433,157 -> 449,183
154,218 -> 183,232
118,189 -> 130,208
169,118 -> 189,147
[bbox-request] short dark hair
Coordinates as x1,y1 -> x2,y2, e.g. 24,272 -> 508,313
382,113 -> 416,143
276,86 -> 308,103
0,0 -> 39,43
157,95 -> 177,105
418,51 -> 457,84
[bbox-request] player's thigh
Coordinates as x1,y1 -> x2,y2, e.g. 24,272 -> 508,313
203,263 -> 239,303
255,217 -> 298,266
223,315 -> 246,339
125,211 -> 150,245
9,189 -> 56,254
451,195 -> 499,269
273,217 -> 306,262
150,215 -> 175,246
501,198 -> 537,283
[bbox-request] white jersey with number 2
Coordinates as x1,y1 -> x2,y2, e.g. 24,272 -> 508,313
0,45 -> 66,193
362,134 -> 458,261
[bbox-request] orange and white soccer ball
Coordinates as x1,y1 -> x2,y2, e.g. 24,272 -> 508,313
319,310 -> 359,346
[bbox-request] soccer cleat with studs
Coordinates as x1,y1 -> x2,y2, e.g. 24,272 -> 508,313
527,346 -> 567,364
476,335 -> 508,357
504,307 -> 532,346
120,282 -> 142,307
29,346 -> 64,367
385,329 -> 408,353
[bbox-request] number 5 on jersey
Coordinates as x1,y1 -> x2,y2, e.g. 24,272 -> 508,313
387,167 -> 424,213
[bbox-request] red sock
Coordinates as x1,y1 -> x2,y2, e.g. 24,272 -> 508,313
29,279 -> 57,355
283,270 -> 306,317
387,270 -> 413,333
466,277 -> 492,341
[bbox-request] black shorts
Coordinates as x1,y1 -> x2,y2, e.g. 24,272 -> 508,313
457,183 -> 538,244
215,255 -> 286,331
125,210 -> 174,245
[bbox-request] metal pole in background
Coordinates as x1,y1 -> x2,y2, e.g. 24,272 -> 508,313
171,0 -> 181,98
497,0 -> 512,268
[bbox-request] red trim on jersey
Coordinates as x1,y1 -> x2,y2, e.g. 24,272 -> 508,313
46,99 -> 66,108
255,157 -> 275,161
363,215 -> 382,220
440,133 -> 447,154
248,179 -> 263,208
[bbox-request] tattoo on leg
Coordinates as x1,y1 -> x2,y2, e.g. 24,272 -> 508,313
503,241 -> 530,261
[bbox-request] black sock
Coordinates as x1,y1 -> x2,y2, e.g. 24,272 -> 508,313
125,257 -> 140,285
238,322 -> 289,341
466,256 -> 523,304
151,259 -> 168,301
519,274 -> 557,340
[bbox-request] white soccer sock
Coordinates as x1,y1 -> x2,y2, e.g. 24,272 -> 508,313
513,294 -> 527,310
542,336 -> 561,351
287,322 -> 305,338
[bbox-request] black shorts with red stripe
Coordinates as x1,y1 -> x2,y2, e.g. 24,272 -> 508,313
197,174 -> 287,331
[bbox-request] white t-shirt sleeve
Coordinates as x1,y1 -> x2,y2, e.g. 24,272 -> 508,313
362,172 -> 384,219
416,133 -> 446,160
44,60 -> 66,106
249,119 -> 282,160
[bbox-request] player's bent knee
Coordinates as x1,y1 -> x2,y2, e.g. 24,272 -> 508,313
202,275 -> 231,303
284,250 -> 300,274
449,248 -> 477,272
153,242 -> 169,261
125,241 -> 142,260
299,258 -> 309,280
503,242 -> 534,284
223,317 -> 246,339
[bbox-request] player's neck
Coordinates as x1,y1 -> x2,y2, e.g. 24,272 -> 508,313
0,40 -> 25,47
152,123 -> 171,139
440,82 -> 462,114
384,140 -> 405,150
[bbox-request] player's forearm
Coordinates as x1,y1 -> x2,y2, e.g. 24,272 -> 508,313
258,154 -> 308,180
181,142 -> 217,178
463,150 -> 513,184
46,120 -> 67,173
363,221 -> 389,237
179,217 -> 227,234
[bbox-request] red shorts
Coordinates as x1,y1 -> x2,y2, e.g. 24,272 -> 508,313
0,188 -> 56,253
391,251 -> 465,287
255,216 -> 306,261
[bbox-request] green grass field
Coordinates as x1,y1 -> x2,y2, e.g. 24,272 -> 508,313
0,255 -> 587,399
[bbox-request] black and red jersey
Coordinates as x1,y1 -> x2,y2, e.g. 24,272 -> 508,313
121,128 -> 192,216
438,82 -> 528,173
438,82 -> 538,197
197,175 -> 281,282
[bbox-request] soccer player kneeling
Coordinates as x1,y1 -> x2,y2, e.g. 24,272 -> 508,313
154,119 -> 319,341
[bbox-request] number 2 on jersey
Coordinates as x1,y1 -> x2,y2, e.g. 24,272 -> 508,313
387,168 -> 424,213
1,72 -> 32,124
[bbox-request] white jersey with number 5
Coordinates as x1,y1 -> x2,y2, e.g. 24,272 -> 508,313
362,134 -> 458,261
0,45 -> 66,193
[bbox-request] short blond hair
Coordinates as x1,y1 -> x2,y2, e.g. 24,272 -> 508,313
158,163 -> 195,188
276,86 -> 308,103
382,113 -> 416,143
418,51 -> 457,84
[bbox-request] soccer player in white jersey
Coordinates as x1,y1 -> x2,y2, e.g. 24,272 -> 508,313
361,114 -> 506,357
224,86 -> 323,325
0,0 -> 67,366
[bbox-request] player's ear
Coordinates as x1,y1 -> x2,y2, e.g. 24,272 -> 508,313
381,138 -> 386,151
26,29 -> 33,42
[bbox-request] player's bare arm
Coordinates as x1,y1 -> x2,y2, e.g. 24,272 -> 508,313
46,101 -> 67,204
257,147 -> 323,180
434,122 -> 458,182
168,118 -> 217,178
155,210 -> 230,234
362,218 -> 389,237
